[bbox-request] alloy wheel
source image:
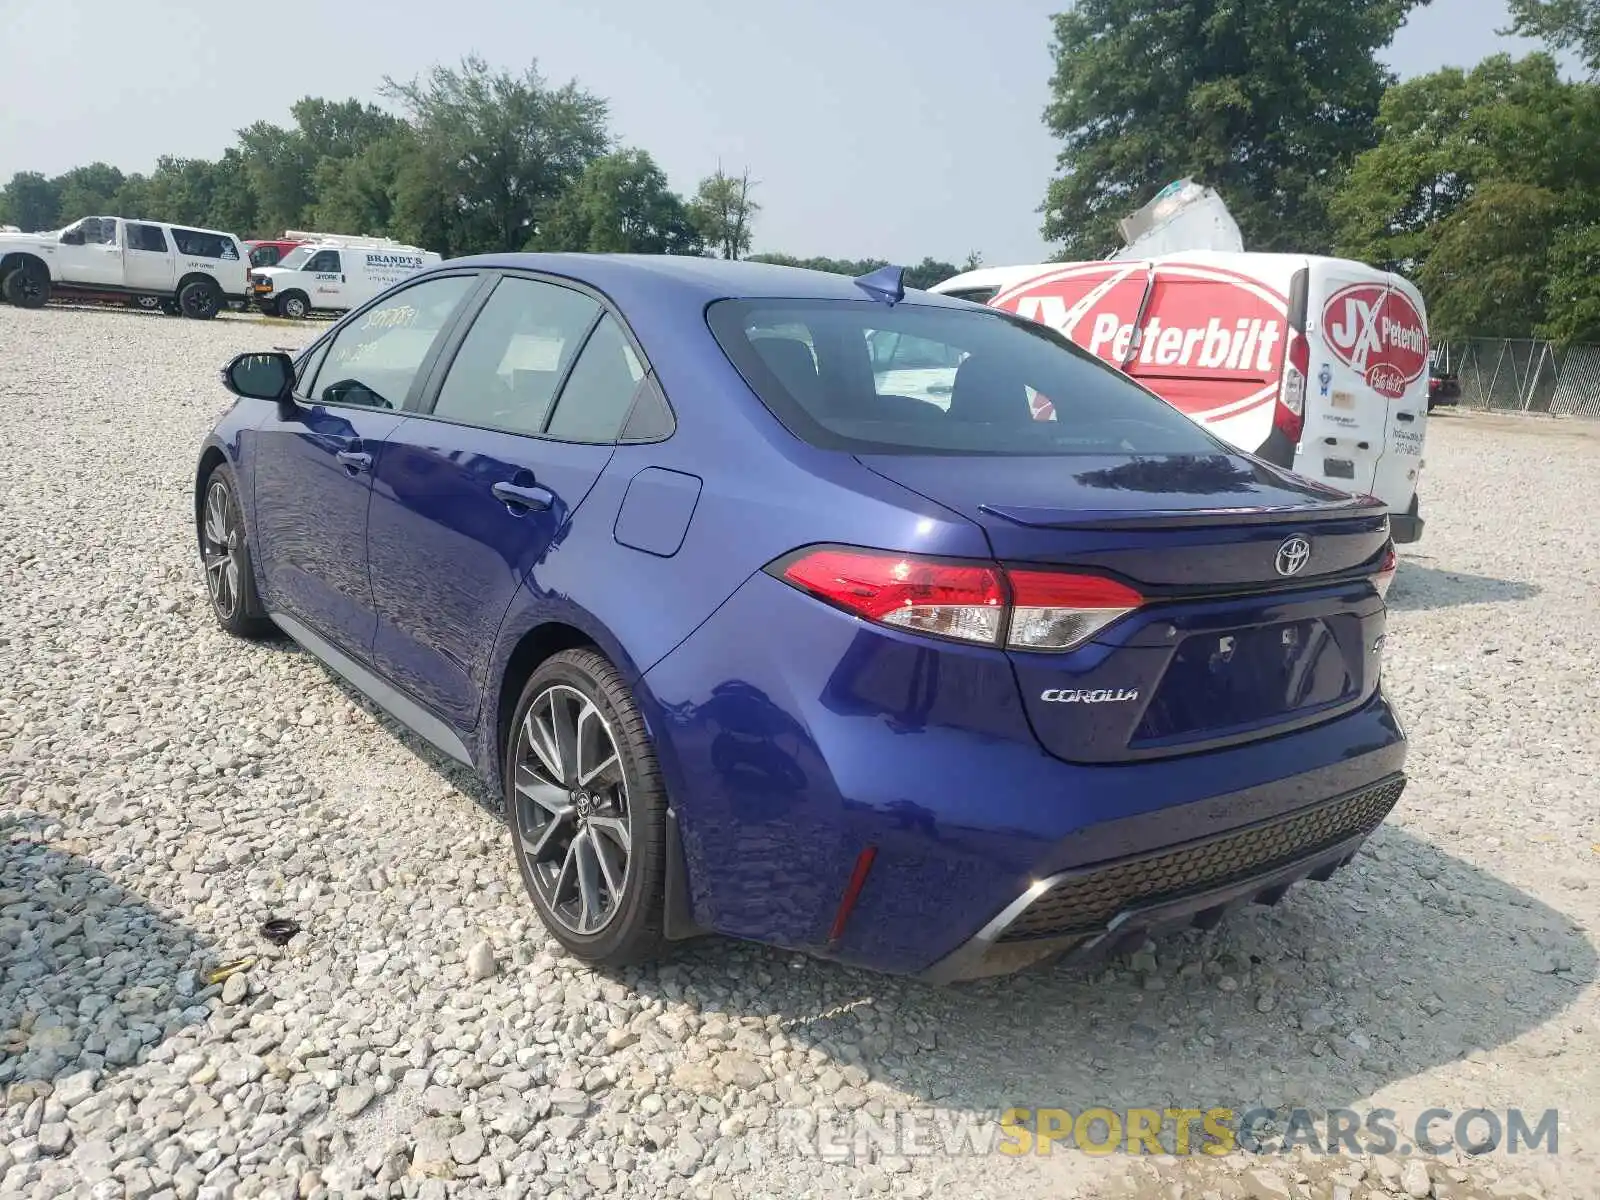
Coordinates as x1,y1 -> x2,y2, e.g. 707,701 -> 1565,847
184,287 -> 218,318
512,684 -> 633,935
201,479 -> 242,620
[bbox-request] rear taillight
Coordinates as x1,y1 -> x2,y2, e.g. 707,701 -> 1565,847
1276,269 -> 1309,445
1373,543 -> 1397,600
773,547 -> 1143,652
1005,569 -> 1144,650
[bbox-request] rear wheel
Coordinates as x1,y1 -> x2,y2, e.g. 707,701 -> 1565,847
506,650 -> 668,967
178,279 -> 220,320
2,265 -> 49,309
198,464 -> 274,638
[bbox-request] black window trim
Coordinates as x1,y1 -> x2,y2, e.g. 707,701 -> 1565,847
293,269 -> 492,413
407,267 -> 676,447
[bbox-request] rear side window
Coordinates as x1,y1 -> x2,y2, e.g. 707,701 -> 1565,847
545,315 -> 649,444
708,299 -> 1222,456
311,275 -> 476,410
432,276 -> 600,435
127,223 -> 167,253
172,228 -> 239,260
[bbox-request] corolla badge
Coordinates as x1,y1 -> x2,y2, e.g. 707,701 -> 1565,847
1275,535 -> 1312,577
1041,688 -> 1140,704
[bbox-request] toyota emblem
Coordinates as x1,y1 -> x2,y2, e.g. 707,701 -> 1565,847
1275,535 -> 1312,577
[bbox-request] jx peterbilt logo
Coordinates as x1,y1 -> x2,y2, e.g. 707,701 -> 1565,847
1041,688 -> 1140,704
1275,534 -> 1312,577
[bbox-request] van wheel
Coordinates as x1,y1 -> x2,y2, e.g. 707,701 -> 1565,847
133,295 -> 162,311
278,292 -> 309,320
2,265 -> 50,309
178,280 -> 221,320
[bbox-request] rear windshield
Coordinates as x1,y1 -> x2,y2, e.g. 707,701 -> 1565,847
707,299 -> 1222,456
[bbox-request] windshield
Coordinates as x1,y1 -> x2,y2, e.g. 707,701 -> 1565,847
707,299 -> 1225,457
276,245 -> 313,270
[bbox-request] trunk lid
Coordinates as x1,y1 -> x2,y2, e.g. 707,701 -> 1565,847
857,451 -> 1391,763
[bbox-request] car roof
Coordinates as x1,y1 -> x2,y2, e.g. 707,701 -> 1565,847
435,253 -> 976,310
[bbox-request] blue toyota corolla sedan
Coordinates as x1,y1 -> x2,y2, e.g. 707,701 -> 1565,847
196,254 -> 1406,982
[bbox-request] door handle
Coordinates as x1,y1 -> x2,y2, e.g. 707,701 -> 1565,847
492,480 -> 553,512
1395,411 -> 1416,422
337,449 -> 373,474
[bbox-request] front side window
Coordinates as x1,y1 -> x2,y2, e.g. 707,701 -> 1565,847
305,250 -> 342,274
544,315 -> 650,444
432,276 -> 600,435
311,275 -> 476,410
708,299 -> 1223,457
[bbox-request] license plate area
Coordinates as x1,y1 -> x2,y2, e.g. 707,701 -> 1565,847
1133,620 -> 1356,742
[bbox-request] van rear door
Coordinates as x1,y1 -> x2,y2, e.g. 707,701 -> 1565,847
1304,261 -> 1429,515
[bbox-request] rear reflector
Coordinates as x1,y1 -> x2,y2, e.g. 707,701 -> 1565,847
773,547 -> 1143,652
828,847 -> 878,942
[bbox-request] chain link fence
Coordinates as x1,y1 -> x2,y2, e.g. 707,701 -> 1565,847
1433,339 -> 1600,417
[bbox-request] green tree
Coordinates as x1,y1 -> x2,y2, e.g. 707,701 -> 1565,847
1543,221 -> 1600,342
1041,0 -> 1425,258
1507,0 -> 1600,73
534,149 -> 702,254
238,120 -> 316,233
0,172 -> 63,230
1330,53 -> 1600,338
311,128 -> 417,236
689,167 -> 759,259
383,56 -> 610,255
53,163 -> 126,219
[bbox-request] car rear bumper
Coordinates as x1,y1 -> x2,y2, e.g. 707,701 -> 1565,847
919,773 -> 1403,982
642,570 -> 1409,978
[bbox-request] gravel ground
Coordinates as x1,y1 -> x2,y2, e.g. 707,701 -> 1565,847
2,305 -> 1598,1200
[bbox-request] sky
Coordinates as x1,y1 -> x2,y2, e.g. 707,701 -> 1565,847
0,0 -> 1556,265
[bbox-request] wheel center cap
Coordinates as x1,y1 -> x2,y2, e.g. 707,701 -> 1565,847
573,790 -> 593,820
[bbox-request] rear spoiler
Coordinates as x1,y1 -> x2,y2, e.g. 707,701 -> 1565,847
980,495 -> 1388,531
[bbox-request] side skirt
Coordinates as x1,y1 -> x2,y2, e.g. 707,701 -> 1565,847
270,610 -> 474,767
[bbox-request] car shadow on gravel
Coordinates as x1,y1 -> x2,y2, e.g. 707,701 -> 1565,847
625,822 -> 1592,1126
1387,562 -> 1540,611
0,811 -> 217,1105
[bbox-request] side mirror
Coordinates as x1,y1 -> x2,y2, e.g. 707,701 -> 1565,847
221,351 -> 294,402
60,230 -> 84,245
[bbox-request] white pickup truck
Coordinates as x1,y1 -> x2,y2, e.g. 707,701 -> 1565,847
0,215 -> 249,319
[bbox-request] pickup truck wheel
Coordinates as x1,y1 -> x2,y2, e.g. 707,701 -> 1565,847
278,292 -> 309,320
178,279 -> 221,321
2,265 -> 50,309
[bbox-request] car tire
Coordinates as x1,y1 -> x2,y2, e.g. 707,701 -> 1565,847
278,292 -> 309,320
198,463 -> 275,639
2,265 -> 50,309
506,649 -> 669,968
178,279 -> 221,321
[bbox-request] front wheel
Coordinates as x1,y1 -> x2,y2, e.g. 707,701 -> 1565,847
278,292 -> 309,320
178,280 -> 220,320
2,266 -> 50,309
198,464 -> 274,638
507,650 -> 669,968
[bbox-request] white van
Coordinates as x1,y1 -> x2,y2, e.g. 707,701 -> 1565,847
0,215 -> 248,318
250,232 -> 442,318
931,252 -> 1429,543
